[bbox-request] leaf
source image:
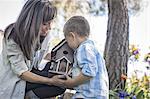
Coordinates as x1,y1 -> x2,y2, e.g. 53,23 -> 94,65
136,90 -> 144,99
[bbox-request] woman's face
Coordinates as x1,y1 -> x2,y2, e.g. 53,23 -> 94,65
40,20 -> 52,36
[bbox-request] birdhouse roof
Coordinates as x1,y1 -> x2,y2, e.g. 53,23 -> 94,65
52,39 -> 66,52
51,39 -> 74,63
56,56 -> 71,63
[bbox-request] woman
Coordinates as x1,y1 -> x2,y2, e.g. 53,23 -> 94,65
0,0 -> 63,98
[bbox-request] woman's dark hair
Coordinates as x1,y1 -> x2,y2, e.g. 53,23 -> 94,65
6,0 -> 57,60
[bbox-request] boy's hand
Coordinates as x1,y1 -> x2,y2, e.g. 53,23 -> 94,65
50,75 -> 66,87
61,75 -> 73,88
58,75 -> 67,80
48,73 -> 92,88
51,75 -> 72,88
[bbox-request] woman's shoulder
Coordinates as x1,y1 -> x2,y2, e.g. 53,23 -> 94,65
3,24 -> 18,47
4,23 -> 14,39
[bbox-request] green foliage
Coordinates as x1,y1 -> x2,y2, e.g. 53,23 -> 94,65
109,74 -> 150,99
125,75 -> 150,99
109,89 -> 120,99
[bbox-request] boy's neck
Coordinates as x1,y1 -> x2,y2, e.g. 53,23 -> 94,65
77,36 -> 88,47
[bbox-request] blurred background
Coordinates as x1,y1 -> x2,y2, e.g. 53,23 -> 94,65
0,0 -> 150,98
0,0 -> 149,73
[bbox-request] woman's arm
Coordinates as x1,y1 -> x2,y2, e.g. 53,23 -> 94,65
6,39 -> 57,86
6,38 -> 64,86
20,71 -> 65,87
20,71 -> 54,85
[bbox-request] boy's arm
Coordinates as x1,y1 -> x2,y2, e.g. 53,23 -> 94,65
58,72 -> 92,88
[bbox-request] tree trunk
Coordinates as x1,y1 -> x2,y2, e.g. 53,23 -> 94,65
104,0 -> 129,90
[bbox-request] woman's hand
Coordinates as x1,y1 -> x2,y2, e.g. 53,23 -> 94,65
50,75 -> 73,88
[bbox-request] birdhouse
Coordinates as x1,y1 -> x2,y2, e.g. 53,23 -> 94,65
31,39 -> 74,98
48,39 -> 74,76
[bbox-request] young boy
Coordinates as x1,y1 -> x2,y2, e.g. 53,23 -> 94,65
55,16 -> 109,99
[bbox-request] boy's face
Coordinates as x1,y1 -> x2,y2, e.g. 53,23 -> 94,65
65,32 -> 79,49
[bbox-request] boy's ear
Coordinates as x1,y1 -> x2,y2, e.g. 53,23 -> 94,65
69,32 -> 76,39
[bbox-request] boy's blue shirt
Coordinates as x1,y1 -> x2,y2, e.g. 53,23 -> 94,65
72,39 -> 109,99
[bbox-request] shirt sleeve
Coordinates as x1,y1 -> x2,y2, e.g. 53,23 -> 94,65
76,45 -> 98,77
6,39 -> 28,76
